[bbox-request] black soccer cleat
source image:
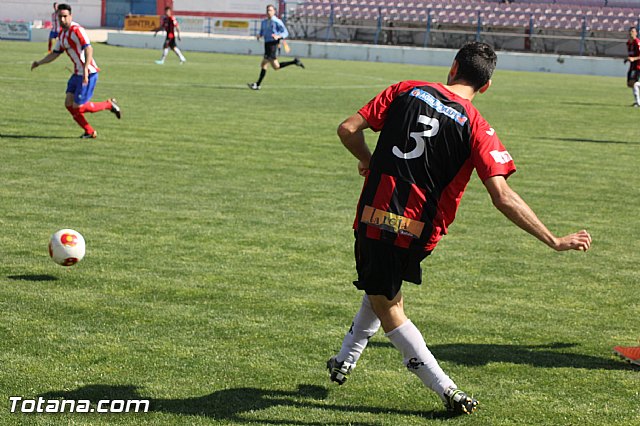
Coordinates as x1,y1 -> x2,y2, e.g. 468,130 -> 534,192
247,82 -> 261,90
327,357 -> 352,385
110,98 -> 121,119
80,130 -> 97,139
294,57 -> 305,69
443,387 -> 479,415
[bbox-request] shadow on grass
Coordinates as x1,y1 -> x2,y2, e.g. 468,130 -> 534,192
369,341 -> 633,370
0,133 -> 70,140
39,383 -> 452,423
538,136 -> 638,145
7,274 -> 58,282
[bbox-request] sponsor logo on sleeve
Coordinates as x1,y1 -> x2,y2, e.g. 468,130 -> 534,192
489,150 -> 513,164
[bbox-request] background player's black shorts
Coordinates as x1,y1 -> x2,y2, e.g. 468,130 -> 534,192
263,41 -> 279,60
627,68 -> 640,82
353,232 -> 431,301
164,37 -> 177,49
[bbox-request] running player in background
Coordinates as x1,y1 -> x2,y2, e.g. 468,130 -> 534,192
31,3 -> 121,139
329,41 -> 592,415
153,6 -> 186,65
247,4 -> 304,90
47,2 -> 59,53
624,26 -> 640,106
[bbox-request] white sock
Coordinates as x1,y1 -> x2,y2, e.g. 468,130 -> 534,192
174,47 -> 186,62
336,295 -> 381,367
633,82 -> 640,104
161,48 -> 168,61
385,320 -> 456,400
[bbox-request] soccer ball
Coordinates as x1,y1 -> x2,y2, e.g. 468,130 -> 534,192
49,229 -> 85,266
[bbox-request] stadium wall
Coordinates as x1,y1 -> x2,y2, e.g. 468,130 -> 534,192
0,0 -> 102,28
107,31 -> 626,77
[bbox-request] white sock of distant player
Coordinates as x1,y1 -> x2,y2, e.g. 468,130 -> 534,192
335,294 -> 381,367
174,47 -> 186,62
160,48 -> 169,61
386,320 -> 456,401
633,81 -> 640,104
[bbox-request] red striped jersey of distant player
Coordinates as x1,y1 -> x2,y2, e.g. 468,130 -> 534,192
355,80 -> 516,252
54,22 -> 99,75
51,10 -> 60,32
161,15 -> 179,39
627,37 -> 640,70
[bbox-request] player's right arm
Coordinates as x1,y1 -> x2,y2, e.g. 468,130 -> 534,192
483,175 -> 592,251
337,113 -> 372,176
153,16 -> 164,36
31,51 -> 62,70
257,19 -> 266,40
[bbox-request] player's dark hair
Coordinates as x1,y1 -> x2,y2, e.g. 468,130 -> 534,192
453,42 -> 497,91
266,4 -> 276,10
630,26 -> 637,31
165,6 -> 172,12
57,3 -> 71,13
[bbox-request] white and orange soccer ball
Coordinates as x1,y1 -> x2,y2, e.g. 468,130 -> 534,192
49,229 -> 85,266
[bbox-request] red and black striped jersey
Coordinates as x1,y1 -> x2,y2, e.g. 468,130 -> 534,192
354,80 -> 516,252
161,15 -> 179,39
628,37 -> 640,70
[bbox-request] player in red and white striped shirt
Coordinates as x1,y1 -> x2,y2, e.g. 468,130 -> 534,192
47,2 -> 59,53
31,3 -> 121,139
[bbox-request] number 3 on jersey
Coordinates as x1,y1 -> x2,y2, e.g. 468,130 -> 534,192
392,115 -> 440,160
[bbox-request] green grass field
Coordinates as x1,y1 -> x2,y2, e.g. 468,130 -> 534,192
0,40 -> 638,425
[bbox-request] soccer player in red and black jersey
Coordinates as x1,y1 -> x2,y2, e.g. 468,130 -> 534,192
153,7 -> 186,65
625,26 -> 640,106
327,42 -> 592,415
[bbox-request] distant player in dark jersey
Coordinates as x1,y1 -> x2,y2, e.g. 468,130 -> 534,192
625,26 -> 640,106
247,4 -> 304,90
153,6 -> 186,65
48,2 -> 59,53
31,3 -> 121,139
328,41 -> 592,415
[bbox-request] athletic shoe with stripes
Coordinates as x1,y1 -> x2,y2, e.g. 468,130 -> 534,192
110,98 -> 121,119
326,357 -> 353,385
443,387 -> 478,415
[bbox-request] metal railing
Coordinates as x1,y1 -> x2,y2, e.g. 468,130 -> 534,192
281,1 -> 631,57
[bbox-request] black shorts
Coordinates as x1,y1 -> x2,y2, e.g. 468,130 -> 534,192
353,232 -> 431,301
627,68 -> 640,82
164,37 -> 177,49
264,41 -> 279,60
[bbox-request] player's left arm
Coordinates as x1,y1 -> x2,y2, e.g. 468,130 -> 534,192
338,113 -> 372,176
483,175 -> 592,251
273,19 -> 289,40
82,44 -> 94,84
